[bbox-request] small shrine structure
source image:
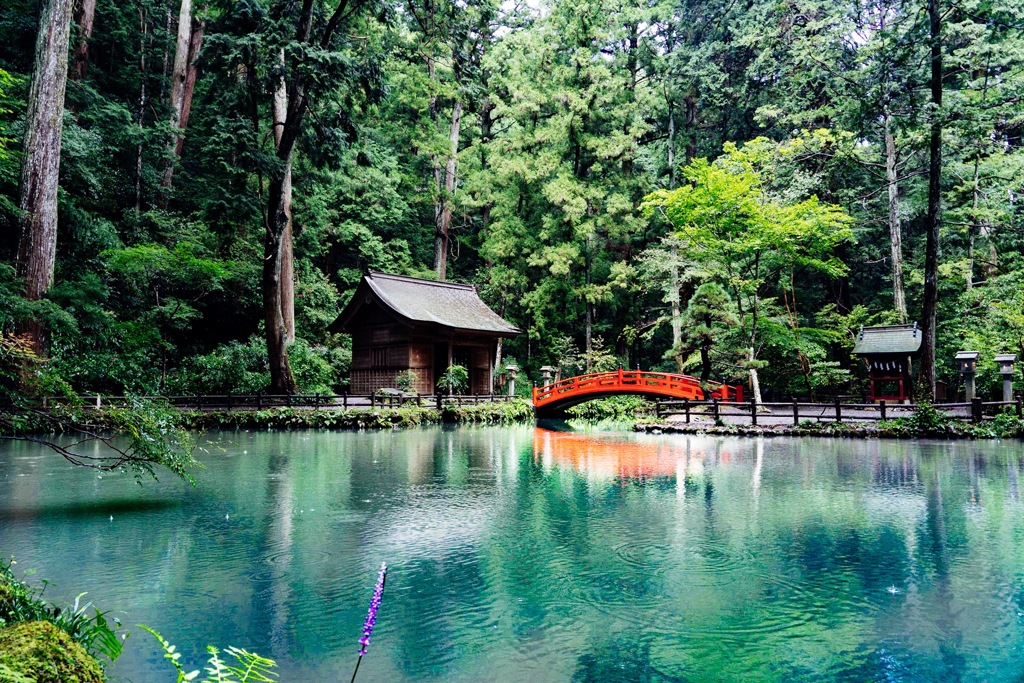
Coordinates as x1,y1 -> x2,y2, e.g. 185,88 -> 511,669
852,323 -> 922,402
329,272 -> 520,395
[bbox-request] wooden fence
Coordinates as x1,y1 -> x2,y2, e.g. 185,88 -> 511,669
1,393 -> 516,412
655,398 -> 1024,425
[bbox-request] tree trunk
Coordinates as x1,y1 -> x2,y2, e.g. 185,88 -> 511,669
15,0 -> 75,357
748,347 -> 762,404
160,0 -> 193,200
434,100 -> 462,281
584,233 -> 593,372
919,0 -> 942,401
174,11 -> 205,157
264,175 -> 297,394
70,0 -> 96,81
479,95 -> 493,229
884,110 -> 907,323
667,101 -> 676,188
273,48 -> 295,344
669,243 -> 684,372
968,67 -> 997,286
134,8 -> 149,213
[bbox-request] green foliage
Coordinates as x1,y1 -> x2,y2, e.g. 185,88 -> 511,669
393,370 -> 419,392
902,402 -> 952,433
186,406 -> 442,430
0,561 -> 123,665
436,365 -> 469,395
141,626 -> 277,683
567,396 -> 655,422
1,0 -> 1024,407
169,335 -> 342,395
441,398 -> 534,424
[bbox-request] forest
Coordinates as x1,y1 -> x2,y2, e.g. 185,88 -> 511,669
1,0 -> 1023,402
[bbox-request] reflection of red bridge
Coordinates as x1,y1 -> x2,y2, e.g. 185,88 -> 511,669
532,370 -> 743,418
532,428 -> 733,479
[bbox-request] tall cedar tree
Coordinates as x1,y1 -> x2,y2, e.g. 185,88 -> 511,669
15,0 -> 74,356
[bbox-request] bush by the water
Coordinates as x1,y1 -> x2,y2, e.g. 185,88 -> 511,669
567,396 -> 655,422
0,562 -> 122,664
181,399 -> 534,430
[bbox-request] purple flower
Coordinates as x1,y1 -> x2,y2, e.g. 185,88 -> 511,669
358,562 -> 387,656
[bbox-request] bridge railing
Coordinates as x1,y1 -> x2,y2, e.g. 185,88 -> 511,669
533,370 -> 741,404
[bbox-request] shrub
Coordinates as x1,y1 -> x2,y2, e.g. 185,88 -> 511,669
442,398 -> 534,424
902,401 -> 952,433
393,370 -> 418,392
436,365 -> 469,395
0,562 -> 122,664
567,396 -> 655,421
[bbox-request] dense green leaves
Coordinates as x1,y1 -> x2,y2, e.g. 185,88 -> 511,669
0,0 -> 1023,402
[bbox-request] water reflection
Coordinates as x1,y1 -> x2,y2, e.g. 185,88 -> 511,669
1,428 -> 1023,682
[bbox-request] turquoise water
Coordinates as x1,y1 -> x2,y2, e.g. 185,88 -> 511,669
1,427 -> 1024,682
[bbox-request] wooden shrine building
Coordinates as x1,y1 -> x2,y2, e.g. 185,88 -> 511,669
852,323 -> 922,402
329,272 -> 520,395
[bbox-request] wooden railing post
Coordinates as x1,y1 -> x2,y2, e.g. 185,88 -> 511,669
972,397 -> 983,423
792,399 -> 799,426
342,391 -> 348,409
750,400 -> 757,426
879,400 -> 886,421
1017,397 -> 1022,418
835,399 -> 842,423
712,398 -> 720,422
685,398 -> 690,424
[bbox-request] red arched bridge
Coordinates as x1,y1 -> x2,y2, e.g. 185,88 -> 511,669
532,370 -> 743,418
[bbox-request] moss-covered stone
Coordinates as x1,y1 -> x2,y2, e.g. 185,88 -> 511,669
0,621 -> 104,683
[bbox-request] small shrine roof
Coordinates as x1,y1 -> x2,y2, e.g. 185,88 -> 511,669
852,324 -> 922,356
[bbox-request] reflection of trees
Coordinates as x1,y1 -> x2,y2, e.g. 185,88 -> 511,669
922,466 -> 967,680
573,634 -> 654,683
7,428 -> 1024,680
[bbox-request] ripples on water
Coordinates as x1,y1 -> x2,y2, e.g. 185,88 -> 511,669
1,428 -> 1024,681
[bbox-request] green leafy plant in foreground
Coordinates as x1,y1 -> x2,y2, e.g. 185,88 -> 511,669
436,365 -> 469,395
0,560 -> 124,664
142,626 -> 277,683
393,370 -> 419,392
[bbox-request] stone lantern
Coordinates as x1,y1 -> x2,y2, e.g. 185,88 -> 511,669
540,365 -> 557,386
995,353 -> 1017,402
955,351 -> 981,400
505,363 -> 519,397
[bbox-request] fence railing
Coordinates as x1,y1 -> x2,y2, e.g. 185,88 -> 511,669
0,393 -> 517,412
655,398 -> 1024,425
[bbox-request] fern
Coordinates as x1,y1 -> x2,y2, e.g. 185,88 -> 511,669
143,627 -> 277,682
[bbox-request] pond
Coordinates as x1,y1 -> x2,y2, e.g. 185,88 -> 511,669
1,426 -> 1024,682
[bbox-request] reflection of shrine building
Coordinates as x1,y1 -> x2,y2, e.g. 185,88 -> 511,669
852,324 -> 922,403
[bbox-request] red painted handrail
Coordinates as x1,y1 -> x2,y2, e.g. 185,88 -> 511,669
532,370 -> 742,410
